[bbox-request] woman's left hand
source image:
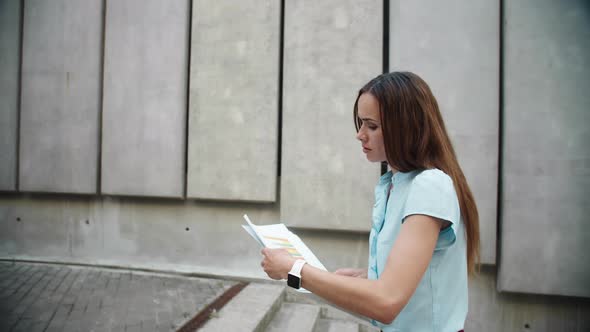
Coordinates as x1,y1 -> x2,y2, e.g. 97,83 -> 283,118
260,248 -> 297,280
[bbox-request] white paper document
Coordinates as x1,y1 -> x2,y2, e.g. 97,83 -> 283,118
242,214 -> 327,293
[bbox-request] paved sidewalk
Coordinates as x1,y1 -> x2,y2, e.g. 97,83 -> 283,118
0,261 -> 237,332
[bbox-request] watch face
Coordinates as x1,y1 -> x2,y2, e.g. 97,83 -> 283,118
287,273 -> 300,289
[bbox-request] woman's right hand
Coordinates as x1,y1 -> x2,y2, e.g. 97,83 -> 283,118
333,268 -> 367,278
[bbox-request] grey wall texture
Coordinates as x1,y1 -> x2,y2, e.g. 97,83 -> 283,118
0,0 -> 20,191
101,0 -> 188,198
187,0 -> 279,202
19,0 -> 102,194
499,0 -> 590,298
1,0 -> 590,329
281,0 -> 381,231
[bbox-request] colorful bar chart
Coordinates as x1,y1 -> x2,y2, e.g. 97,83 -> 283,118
263,235 -> 303,259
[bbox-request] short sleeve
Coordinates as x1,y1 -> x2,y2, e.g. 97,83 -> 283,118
402,169 -> 461,250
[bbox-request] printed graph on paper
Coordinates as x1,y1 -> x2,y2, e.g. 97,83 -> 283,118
262,235 -> 304,259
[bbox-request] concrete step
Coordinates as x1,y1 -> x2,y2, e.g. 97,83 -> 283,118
359,324 -> 381,332
320,305 -> 380,331
199,283 -> 285,332
265,302 -> 321,332
314,318 -> 359,332
284,287 -> 380,332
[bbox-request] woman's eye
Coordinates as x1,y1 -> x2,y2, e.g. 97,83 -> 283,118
368,126 -> 377,130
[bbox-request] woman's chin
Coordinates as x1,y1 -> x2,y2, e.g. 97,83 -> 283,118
365,155 -> 378,163
365,155 -> 386,164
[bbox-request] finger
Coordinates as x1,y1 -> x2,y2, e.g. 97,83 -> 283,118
261,248 -> 272,257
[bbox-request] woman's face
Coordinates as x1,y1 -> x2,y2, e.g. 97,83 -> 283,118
356,93 -> 387,163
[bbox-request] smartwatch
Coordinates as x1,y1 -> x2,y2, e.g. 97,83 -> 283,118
287,259 -> 306,289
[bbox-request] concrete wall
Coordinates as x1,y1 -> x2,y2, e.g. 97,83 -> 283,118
499,0 -> 590,298
281,0 -> 381,231
0,195 -> 371,280
466,266 -> 590,331
19,0 -> 102,194
0,0 -> 20,191
187,0 -> 279,202
1,0 -> 590,329
101,0 -> 189,198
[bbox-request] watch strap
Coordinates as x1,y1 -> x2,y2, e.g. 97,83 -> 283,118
288,259 -> 306,278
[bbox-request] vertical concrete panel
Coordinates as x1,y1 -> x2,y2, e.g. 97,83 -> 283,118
466,267 -> 590,331
187,0 -> 279,202
19,0 -> 102,193
0,0 -> 20,191
102,0 -> 188,198
499,0 -> 590,297
390,0 -> 499,264
281,0 -> 381,231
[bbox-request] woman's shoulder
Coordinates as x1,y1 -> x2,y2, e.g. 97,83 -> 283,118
412,168 -> 453,186
404,168 -> 460,226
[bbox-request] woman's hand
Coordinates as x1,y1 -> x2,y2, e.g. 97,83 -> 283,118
260,248 -> 297,280
334,268 -> 368,278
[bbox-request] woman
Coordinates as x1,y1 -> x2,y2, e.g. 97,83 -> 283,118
261,71 -> 479,332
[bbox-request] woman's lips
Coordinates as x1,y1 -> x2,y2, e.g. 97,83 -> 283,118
363,146 -> 371,153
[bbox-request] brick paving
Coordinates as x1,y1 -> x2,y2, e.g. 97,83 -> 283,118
0,261 -> 237,332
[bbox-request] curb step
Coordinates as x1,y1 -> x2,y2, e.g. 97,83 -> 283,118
199,283 -> 285,332
359,324 -> 381,332
265,303 -> 321,332
281,288 -> 380,332
314,318 -> 359,332
320,304 -> 380,331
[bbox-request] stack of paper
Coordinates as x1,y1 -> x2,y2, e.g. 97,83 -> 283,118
242,214 -> 327,273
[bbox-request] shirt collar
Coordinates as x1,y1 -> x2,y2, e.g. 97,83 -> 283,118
378,169 -> 418,185
378,170 -> 393,185
391,170 -> 417,184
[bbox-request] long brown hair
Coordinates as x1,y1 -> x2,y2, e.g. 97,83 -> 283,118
353,71 -> 480,275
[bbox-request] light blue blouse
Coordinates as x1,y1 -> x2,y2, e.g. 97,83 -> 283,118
367,169 -> 468,332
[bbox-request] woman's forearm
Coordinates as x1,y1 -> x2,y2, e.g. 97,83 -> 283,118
333,267 -> 368,278
300,264 -> 401,324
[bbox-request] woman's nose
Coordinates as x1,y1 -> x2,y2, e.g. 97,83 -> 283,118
356,130 -> 365,141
